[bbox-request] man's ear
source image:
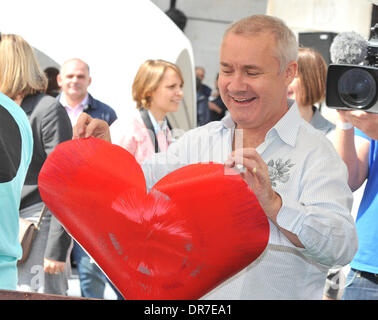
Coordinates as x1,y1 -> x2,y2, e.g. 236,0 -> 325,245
88,77 -> 92,87
285,61 -> 298,86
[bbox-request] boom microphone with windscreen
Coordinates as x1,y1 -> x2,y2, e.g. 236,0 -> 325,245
326,26 -> 378,113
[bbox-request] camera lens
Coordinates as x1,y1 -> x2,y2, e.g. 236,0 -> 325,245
338,68 -> 376,108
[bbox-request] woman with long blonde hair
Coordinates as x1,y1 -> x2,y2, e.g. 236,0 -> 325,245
0,34 -> 72,294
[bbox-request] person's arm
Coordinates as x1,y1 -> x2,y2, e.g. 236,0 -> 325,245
110,118 -> 140,157
225,148 -> 303,248
44,215 -> 72,274
41,101 -> 73,273
344,110 -> 378,140
44,258 -> 66,274
208,101 -> 223,114
197,96 -> 210,126
332,111 -> 370,191
225,146 -> 358,268
42,100 -> 72,155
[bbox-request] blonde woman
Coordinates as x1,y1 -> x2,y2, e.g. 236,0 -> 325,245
111,59 -> 184,164
0,34 -> 72,294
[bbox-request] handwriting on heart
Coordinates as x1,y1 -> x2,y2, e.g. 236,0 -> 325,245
38,137 -> 269,299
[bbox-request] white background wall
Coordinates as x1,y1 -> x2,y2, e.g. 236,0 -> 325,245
268,0 -> 373,38
2,0 -> 197,129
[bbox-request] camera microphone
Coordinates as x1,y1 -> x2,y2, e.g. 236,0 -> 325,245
326,29 -> 378,113
330,31 -> 369,65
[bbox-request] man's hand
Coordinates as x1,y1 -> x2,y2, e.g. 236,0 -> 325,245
340,110 -> 378,140
44,258 -> 65,274
73,113 -> 111,142
225,148 -> 278,216
225,148 -> 304,248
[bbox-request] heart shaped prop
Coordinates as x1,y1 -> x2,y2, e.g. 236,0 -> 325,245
38,137 -> 269,299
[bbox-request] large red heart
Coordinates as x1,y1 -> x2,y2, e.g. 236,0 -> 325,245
38,137 -> 269,299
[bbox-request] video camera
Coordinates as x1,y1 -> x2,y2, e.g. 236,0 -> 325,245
326,24 -> 378,113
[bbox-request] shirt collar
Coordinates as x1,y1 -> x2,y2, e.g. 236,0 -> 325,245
270,101 -> 301,147
221,113 -> 235,130
59,93 -> 89,110
220,99 -> 300,148
147,110 -> 167,134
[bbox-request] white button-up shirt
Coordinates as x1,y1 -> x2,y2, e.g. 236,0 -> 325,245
142,103 -> 358,299
59,94 -> 89,126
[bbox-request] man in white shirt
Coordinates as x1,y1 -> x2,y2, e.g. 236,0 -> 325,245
73,15 -> 358,299
57,58 -> 117,127
57,58 -> 90,125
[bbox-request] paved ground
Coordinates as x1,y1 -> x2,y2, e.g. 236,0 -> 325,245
66,267 -> 118,300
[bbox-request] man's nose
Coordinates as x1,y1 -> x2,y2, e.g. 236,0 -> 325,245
227,73 -> 248,92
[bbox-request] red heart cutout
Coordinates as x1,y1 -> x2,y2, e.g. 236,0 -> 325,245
38,137 -> 269,299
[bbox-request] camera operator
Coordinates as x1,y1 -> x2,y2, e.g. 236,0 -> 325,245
330,31 -> 378,300
334,110 -> 378,300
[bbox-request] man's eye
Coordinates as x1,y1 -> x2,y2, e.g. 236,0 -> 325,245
247,72 -> 261,76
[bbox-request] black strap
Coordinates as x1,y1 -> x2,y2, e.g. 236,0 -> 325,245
139,108 -> 159,153
167,118 -> 172,130
36,205 -> 48,230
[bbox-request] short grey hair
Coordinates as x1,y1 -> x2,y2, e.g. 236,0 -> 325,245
224,15 -> 298,72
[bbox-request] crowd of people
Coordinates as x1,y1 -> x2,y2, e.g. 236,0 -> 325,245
0,13 -> 377,300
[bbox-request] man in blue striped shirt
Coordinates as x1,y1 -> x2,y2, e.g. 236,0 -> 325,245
73,15 -> 358,299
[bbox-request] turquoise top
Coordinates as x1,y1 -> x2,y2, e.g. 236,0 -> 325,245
0,93 -> 33,290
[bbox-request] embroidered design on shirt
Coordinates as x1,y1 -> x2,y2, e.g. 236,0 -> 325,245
267,158 -> 295,187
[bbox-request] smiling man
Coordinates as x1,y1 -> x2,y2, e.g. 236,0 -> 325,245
73,15 -> 358,299
57,58 -> 117,126
218,31 -> 294,138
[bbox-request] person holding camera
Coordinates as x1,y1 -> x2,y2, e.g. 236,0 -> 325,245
325,30 -> 378,300
333,110 -> 378,300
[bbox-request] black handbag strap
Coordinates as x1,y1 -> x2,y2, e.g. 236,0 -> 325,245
35,205 -> 48,230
